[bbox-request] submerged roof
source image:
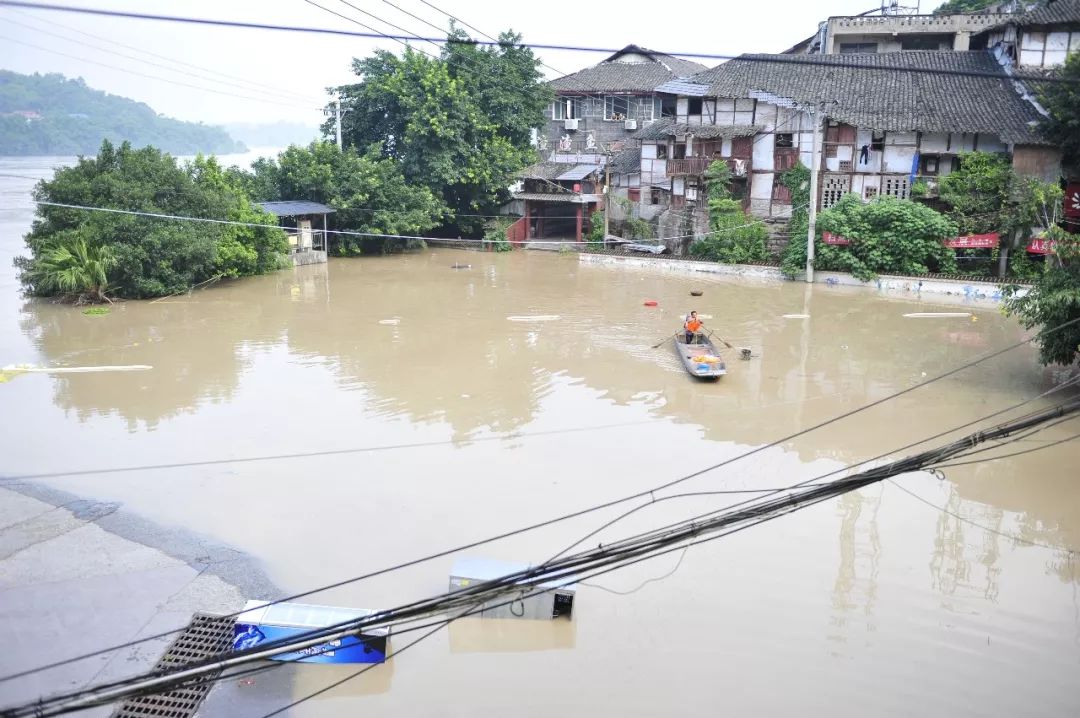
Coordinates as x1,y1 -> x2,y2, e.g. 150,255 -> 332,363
690,51 -> 1047,144
256,200 -> 335,216
549,44 -> 706,93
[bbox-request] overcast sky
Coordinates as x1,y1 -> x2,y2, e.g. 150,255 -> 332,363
1,0 -> 882,127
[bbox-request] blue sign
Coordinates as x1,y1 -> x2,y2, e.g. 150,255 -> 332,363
233,623 -> 387,664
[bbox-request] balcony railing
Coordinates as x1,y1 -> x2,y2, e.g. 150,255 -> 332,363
666,157 -> 750,177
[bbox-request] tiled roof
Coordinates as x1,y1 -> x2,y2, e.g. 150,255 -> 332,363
517,161 -> 566,180
256,200 -> 335,216
1020,0 -> 1080,25
550,45 -> 707,93
654,79 -> 710,96
690,51 -> 1047,144
609,146 -> 641,174
634,118 -> 762,141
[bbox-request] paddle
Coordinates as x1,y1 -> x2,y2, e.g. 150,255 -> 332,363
705,329 -> 734,350
651,334 -> 676,349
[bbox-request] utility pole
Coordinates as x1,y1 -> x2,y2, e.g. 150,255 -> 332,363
334,97 -> 343,151
603,160 -> 611,244
805,105 -> 824,283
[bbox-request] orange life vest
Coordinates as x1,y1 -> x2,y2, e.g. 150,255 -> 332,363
685,317 -> 702,333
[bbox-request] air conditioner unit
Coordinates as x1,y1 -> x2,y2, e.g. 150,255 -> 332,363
563,118 -> 579,131
624,119 -> 637,131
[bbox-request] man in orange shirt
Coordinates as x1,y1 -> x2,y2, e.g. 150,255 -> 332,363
684,310 -> 703,344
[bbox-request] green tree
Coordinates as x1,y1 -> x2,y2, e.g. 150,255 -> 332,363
814,194 -> 959,280
17,140 -> 287,300
932,0 -> 998,14
1003,226 -> 1080,366
24,234 -> 115,303
779,163 -> 811,277
1039,50 -> 1080,170
690,160 -> 768,263
234,141 -> 446,255
332,33 -> 549,236
938,151 -> 1013,235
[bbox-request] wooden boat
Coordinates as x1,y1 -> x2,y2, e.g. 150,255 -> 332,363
673,333 -> 727,380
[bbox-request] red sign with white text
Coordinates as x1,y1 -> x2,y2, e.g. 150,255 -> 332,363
945,233 -> 999,249
1027,237 -> 1056,255
822,231 -> 850,245
1065,183 -> 1080,219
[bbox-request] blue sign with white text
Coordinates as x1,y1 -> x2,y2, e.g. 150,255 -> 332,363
233,623 -> 387,664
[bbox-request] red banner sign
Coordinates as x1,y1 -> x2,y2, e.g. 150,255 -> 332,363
822,231 -> 850,245
1065,183 -> 1080,220
1027,237 -> 1056,255
944,233 -> 999,249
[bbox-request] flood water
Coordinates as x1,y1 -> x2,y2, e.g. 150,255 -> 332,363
2,158 -> 1079,716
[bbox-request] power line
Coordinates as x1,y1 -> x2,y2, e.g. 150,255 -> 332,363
1,2 -> 1076,85
0,34 -> 323,110
0,10 -> 323,104
11,398 -> 1077,717
300,0 -> 436,58
336,0 -> 441,53
5,314 -> 1079,690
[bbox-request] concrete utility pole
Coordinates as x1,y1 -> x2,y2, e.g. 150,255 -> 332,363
805,106 -> 825,283
334,97 -> 343,151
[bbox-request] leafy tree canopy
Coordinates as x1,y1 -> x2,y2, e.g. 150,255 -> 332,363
17,140 -> 286,300
691,160 -> 769,263
933,0 -> 1000,14
0,71 -> 244,156
814,194 -> 959,281
331,30 -> 550,236
230,141 -> 447,255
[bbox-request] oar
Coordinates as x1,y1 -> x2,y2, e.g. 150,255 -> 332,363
705,329 -> 734,349
651,334 -> 676,349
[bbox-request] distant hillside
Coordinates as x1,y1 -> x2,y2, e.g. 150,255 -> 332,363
224,121 -> 320,147
0,71 -> 246,156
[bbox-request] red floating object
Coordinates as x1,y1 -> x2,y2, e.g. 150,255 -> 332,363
643,300 -> 658,307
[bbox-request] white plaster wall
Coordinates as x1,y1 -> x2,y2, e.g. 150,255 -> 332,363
921,132 -> 950,153
884,146 -> 916,173
753,138 -> 773,170
862,175 -> 881,198
673,177 -> 685,196
751,172 -> 774,200
677,98 -> 688,115
886,132 -> 916,146
979,134 -> 1007,153
756,103 -> 778,131
1045,31 -> 1069,65
629,173 -> 641,188
642,143 -> 657,159
951,133 -> 976,152
721,138 -> 733,156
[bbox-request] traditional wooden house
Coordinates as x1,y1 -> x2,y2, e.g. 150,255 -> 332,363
639,50 -> 1057,225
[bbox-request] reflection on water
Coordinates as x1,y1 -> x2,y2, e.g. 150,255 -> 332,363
3,155 -> 1080,717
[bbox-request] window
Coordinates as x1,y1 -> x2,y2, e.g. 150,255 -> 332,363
660,95 -> 677,118
552,98 -> 579,120
839,42 -> 878,54
628,188 -> 641,202
650,188 -> 663,205
821,174 -> 850,209
871,131 -> 885,152
775,133 -> 794,148
687,97 -> 703,115
901,35 -> 950,51
674,143 -> 687,160
921,154 -> 941,176
883,176 -> 910,199
604,95 -> 630,121
656,144 -> 668,159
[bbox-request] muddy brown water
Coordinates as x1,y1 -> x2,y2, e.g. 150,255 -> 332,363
1,160 -> 1078,716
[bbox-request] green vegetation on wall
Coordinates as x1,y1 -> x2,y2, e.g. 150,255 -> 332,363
0,71 -> 245,156
690,160 -> 769,263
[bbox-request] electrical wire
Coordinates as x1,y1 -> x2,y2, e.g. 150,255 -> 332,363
0,35 -> 323,110
300,0 -> 436,58
1,2 -> 1075,85
0,14 -> 325,105
11,398 -> 1077,718
888,479 -> 1079,554
4,315 -> 1079,689
932,427 -> 1080,469
0,5 -> 324,103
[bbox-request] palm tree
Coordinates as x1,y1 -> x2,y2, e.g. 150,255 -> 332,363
30,236 -> 116,303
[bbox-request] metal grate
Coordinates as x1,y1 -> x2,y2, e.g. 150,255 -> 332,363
111,613 -> 234,718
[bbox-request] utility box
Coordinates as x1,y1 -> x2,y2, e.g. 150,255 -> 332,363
448,557 -> 576,621
233,600 -> 389,664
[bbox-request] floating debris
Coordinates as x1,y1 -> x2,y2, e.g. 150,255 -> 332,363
903,312 -> 972,318
378,319 -> 401,325
451,263 -> 472,269
690,290 -> 703,297
506,315 -> 560,322
782,314 -> 810,319
643,300 -> 658,307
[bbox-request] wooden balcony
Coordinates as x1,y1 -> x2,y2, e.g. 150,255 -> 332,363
666,157 -> 750,177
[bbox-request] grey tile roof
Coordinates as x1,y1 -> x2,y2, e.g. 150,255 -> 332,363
609,146 -> 641,174
556,164 -> 602,180
1020,0 -> 1080,26
655,79 -> 710,96
690,51 -> 1047,144
517,161 -> 566,180
634,118 -> 762,140
550,45 -> 707,93
256,200 -> 335,216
